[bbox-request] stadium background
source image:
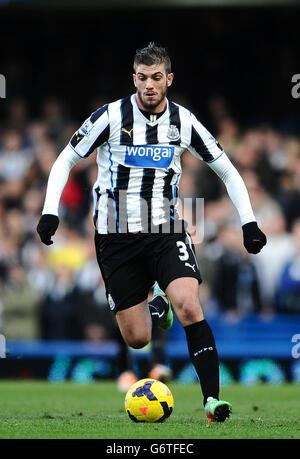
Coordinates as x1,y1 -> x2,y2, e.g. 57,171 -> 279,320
0,0 -> 300,386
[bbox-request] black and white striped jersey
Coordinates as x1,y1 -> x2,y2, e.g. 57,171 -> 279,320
69,94 -> 224,234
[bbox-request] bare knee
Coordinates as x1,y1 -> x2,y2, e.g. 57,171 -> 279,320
175,297 -> 204,326
124,329 -> 151,349
115,301 -> 152,349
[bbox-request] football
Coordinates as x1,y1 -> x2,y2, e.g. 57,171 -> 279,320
124,378 -> 174,423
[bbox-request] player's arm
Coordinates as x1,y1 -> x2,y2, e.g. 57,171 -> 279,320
207,154 -> 266,253
36,144 -> 82,245
188,114 -> 267,254
37,105 -> 109,245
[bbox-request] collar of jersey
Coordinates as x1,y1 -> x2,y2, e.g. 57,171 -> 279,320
131,94 -> 170,126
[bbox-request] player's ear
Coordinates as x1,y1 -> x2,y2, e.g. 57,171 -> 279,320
167,73 -> 174,88
133,73 -> 137,87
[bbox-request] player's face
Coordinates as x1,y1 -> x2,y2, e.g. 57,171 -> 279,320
133,63 -> 174,113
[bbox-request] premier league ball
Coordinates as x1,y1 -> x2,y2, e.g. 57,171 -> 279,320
124,378 -> 174,423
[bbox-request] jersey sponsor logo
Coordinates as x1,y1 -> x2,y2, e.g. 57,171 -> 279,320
125,145 -> 174,169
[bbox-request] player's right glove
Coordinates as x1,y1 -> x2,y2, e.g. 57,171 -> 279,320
36,214 -> 59,246
242,221 -> 267,254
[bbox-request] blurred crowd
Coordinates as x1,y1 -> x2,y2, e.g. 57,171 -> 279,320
1,94 -> 300,342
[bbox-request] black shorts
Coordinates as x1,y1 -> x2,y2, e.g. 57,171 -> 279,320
94,230 -> 202,313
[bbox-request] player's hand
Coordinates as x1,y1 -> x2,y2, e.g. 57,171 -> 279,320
242,221 -> 267,254
36,214 -> 59,245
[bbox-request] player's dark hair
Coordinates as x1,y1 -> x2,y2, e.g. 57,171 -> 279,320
133,42 -> 171,74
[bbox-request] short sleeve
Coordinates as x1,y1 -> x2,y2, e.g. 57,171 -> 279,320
188,113 -> 224,162
69,104 -> 110,158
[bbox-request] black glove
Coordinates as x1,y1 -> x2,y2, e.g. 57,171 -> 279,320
37,214 -> 59,245
242,221 -> 267,254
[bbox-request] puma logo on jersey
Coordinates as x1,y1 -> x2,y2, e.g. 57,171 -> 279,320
121,127 -> 133,138
185,262 -> 196,272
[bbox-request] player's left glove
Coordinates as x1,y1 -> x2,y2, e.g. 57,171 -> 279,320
242,221 -> 267,254
36,214 -> 59,246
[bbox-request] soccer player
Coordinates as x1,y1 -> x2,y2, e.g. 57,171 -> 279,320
37,42 -> 267,422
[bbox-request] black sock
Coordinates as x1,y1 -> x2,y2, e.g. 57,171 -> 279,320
150,325 -> 167,366
148,296 -> 168,328
184,320 -> 220,406
114,327 -> 133,374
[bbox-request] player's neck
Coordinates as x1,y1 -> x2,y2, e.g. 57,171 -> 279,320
139,108 -> 166,122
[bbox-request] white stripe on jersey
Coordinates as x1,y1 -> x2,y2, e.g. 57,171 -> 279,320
152,168 -> 168,226
107,99 -> 122,142
126,169 -> 144,233
97,194 -> 109,233
132,100 -> 147,145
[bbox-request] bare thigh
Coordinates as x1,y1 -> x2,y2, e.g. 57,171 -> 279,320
115,300 -> 152,349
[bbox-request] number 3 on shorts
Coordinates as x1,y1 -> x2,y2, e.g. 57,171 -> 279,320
176,241 -> 189,261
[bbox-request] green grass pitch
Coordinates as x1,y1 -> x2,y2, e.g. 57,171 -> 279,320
0,381 -> 299,439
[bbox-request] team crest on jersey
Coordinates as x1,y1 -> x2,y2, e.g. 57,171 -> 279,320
167,125 -> 180,141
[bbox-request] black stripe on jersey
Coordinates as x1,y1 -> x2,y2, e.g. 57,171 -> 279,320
120,96 -> 134,146
107,189 -> 117,234
162,168 -> 175,224
90,104 -> 108,123
140,168 -> 156,232
146,124 -> 158,144
70,130 -> 85,149
168,101 -> 181,145
163,168 -> 175,202
85,124 -> 110,156
190,126 -> 215,161
93,186 -> 101,228
115,165 -> 130,233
